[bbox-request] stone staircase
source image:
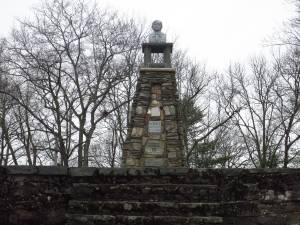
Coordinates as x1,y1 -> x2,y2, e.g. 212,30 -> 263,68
65,168 -> 300,225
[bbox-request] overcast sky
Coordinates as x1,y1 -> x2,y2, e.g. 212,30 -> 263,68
0,0 -> 297,70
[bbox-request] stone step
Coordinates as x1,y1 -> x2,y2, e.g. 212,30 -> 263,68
70,168 -> 227,185
67,200 -> 257,217
223,213 -> 300,225
71,183 -> 221,202
65,214 -> 223,225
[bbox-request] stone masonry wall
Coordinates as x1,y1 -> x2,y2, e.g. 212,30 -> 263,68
122,68 -> 185,167
0,166 -> 300,225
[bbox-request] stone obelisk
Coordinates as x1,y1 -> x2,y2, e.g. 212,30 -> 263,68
122,20 -> 185,167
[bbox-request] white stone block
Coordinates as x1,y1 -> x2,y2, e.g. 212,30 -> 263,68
136,106 -> 144,115
150,107 -> 160,117
131,127 -> 143,137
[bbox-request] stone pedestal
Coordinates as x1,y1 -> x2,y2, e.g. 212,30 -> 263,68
142,43 -> 173,67
122,68 -> 185,167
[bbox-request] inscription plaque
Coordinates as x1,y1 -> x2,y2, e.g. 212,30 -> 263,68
148,121 -> 161,133
145,141 -> 163,154
144,158 -> 165,167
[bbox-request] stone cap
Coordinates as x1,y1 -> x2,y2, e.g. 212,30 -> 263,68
140,67 -> 176,73
2,166 -> 300,177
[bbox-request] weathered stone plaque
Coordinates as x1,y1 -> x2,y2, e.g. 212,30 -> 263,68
144,158 -> 165,167
145,141 -> 163,155
148,121 -> 161,133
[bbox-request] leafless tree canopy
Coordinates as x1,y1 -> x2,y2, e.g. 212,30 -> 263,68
0,0 -> 299,168
0,0 -> 144,166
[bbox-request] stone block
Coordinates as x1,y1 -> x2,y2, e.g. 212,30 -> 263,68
38,166 -> 68,176
144,158 -> 165,167
166,131 -> 179,136
167,146 -> 181,152
162,101 -> 176,107
164,105 -> 176,116
140,92 -> 150,98
142,137 -> 148,145
130,138 -> 142,143
6,166 -> 38,175
150,107 -> 160,117
162,82 -> 173,86
168,162 -> 181,167
134,113 -> 145,118
69,167 -> 98,177
164,106 -> 171,115
152,86 -> 161,99
141,83 -> 151,88
132,142 -> 142,150
166,134 -> 179,140
136,106 -> 144,115
169,105 -> 176,115
152,84 -> 161,91
128,151 -> 141,157
125,158 -> 140,167
132,118 -> 144,127
165,121 -> 177,132
148,134 -> 161,140
150,100 -> 159,106
168,152 -> 177,158
160,112 -> 165,121
131,127 -> 144,137
122,142 -> 131,150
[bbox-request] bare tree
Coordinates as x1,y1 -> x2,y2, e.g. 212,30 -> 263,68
95,29 -> 144,167
171,49 -> 239,167
219,58 -> 284,168
0,0 -> 144,166
283,0 -> 300,48
0,39 -> 19,165
274,49 -> 300,167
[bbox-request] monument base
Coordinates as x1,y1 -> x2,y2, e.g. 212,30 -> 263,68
123,68 -> 185,167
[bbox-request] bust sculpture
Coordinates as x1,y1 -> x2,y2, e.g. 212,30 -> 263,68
149,20 -> 166,43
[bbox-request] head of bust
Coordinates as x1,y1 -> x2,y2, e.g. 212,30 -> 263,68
149,20 -> 166,43
151,20 -> 162,32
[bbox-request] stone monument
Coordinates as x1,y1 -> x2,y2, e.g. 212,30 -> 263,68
122,20 -> 185,167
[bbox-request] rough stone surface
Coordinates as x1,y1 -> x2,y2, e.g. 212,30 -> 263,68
144,158 -> 165,167
1,167 -> 300,225
131,127 -> 144,137
123,68 -> 185,167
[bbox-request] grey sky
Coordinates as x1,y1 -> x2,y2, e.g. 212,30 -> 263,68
0,0 -> 296,70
